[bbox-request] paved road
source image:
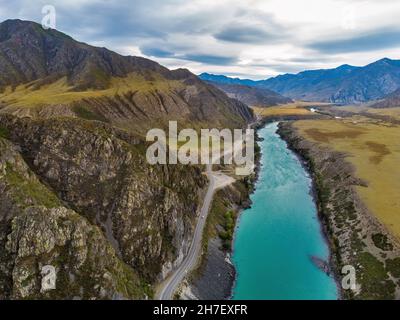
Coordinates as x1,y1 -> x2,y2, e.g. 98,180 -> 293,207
157,126 -> 252,300
157,164 -> 224,300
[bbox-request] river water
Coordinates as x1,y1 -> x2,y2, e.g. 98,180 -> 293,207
231,122 -> 338,300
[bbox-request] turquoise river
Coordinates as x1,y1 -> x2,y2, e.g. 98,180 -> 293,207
232,122 -> 338,300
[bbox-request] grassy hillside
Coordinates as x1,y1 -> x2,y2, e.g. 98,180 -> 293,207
0,74 -> 183,108
0,20 -> 254,136
252,101 -> 332,118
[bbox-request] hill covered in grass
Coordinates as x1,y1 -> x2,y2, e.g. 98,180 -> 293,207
0,19 -> 254,134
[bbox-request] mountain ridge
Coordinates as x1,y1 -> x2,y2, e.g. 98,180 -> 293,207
0,19 -> 254,134
371,87 -> 400,108
203,80 -> 293,107
200,58 -> 400,105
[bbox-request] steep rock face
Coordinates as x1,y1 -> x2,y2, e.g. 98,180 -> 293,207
6,206 -> 146,300
0,115 -> 207,282
0,19 -> 252,300
0,138 -> 145,299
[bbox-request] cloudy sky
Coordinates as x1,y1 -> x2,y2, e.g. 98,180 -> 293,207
1,0 -> 400,79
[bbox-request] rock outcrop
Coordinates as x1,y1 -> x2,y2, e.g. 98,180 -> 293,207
0,137 -> 147,299
0,115 -> 208,299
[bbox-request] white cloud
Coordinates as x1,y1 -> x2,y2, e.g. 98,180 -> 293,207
1,0 -> 399,79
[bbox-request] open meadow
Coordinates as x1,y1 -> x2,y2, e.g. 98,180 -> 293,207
252,101 -> 332,118
294,111 -> 400,239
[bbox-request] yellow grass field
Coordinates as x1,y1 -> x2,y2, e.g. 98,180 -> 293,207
333,105 -> 400,121
252,101 -> 331,118
0,73 -> 183,109
367,107 -> 400,120
294,117 -> 400,239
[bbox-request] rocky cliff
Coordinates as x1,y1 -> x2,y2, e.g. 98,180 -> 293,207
0,115 -> 207,299
0,137 -> 148,299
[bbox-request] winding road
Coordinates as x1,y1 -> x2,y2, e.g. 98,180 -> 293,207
156,127 -> 253,300
157,163 -> 234,300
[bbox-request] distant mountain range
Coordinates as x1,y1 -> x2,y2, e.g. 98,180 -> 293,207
0,19 -> 253,134
202,80 -> 292,107
200,58 -> 400,105
200,73 -> 259,87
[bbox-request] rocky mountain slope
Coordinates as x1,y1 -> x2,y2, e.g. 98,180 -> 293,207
0,20 -> 254,134
0,19 -> 168,91
199,73 -> 258,87
0,114 -> 208,299
201,58 -> 400,104
203,80 -> 292,107
371,88 -> 400,108
0,19 -> 256,299
0,134 -> 143,299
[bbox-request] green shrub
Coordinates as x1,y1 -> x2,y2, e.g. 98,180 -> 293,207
386,258 -> 400,278
371,233 -> 393,251
0,125 -> 9,139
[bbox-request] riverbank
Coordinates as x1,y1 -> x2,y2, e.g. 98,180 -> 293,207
179,133 -> 262,300
178,180 -> 257,299
278,121 -> 400,299
276,122 -> 343,298
182,116 -> 330,300
187,111 -> 400,300
231,122 -> 337,299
